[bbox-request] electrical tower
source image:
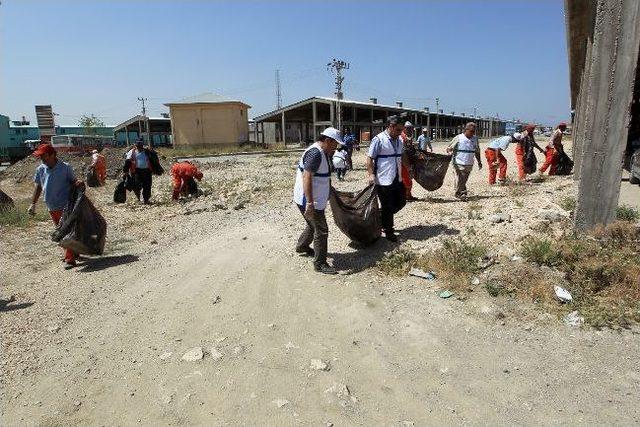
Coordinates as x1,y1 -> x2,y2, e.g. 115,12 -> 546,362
275,70 -> 282,109
327,58 -> 349,131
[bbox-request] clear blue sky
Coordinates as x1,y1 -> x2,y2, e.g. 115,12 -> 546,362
1,0 -> 569,126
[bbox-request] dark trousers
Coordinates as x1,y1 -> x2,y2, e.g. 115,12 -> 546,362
335,168 -> 346,180
133,168 -> 153,203
296,204 -> 328,267
346,148 -> 353,170
376,178 -> 406,232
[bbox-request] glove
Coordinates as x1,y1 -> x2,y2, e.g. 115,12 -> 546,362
27,204 -> 36,215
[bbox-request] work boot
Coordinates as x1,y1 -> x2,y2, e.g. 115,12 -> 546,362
314,262 -> 337,275
384,230 -> 398,242
295,246 -> 315,257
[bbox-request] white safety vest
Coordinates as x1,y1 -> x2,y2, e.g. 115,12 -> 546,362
371,131 -> 403,186
332,150 -> 347,170
293,142 -> 331,210
453,133 -> 478,166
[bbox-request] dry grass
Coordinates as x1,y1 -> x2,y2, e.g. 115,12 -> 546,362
520,222 -> 640,328
377,239 -> 488,288
0,200 -> 50,228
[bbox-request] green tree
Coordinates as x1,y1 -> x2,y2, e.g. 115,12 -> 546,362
79,114 -> 105,135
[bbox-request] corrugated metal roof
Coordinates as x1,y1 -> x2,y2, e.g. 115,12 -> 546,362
164,92 -> 251,107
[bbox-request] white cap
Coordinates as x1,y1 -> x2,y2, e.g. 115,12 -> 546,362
512,132 -> 524,141
422,126 -> 428,131
404,121 -> 413,127
320,127 -> 344,145
91,149 -> 98,154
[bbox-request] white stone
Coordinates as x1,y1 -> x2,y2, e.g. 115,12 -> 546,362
181,347 -> 204,362
310,359 -> 330,371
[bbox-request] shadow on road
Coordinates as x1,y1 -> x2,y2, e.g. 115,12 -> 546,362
78,254 -> 140,273
401,223 -> 459,241
0,297 -> 34,312
331,223 -> 457,274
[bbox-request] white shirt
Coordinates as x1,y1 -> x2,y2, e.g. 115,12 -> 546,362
488,135 -> 511,151
368,131 -> 404,186
452,133 -> 478,166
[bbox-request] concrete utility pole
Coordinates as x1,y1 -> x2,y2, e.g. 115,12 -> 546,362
275,69 -> 282,110
435,97 -> 440,141
327,58 -> 349,131
137,97 -> 150,146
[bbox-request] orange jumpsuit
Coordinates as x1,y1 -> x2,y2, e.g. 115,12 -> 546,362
92,154 -> 107,185
170,162 -> 203,200
484,148 -> 508,184
50,210 -> 76,263
400,131 -> 414,199
515,143 -> 526,180
539,129 -> 563,175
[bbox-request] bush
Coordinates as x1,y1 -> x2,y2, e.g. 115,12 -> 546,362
521,237 -> 558,266
559,196 -> 576,212
377,248 -> 417,276
616,205 -> 640,222
0,203 -> 50,228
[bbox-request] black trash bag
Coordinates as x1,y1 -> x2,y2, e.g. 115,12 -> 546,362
412,151 -> 452,191
182,177 -> 199,197
0,189 -> 15,212
329,185 -> 381,245
51,189 -> 107,256
85,167 -> 100,187
113,180 -> 126,203
523,147 -> 537,174
146,149 -> 164,176
555,151 -> 574,175
124,173 -> 140,192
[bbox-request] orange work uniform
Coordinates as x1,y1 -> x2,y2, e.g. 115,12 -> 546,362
539,129 -> 563,175
170,162 -> 203,200
400,131 -> 414,199
92,154 -> 107,185
484,148 -> 508,184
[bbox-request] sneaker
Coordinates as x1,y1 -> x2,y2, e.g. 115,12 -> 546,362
384,230 -> 398,242
64,259 -> 77,269
314,263 -> 337,275
295,247 -> 314,257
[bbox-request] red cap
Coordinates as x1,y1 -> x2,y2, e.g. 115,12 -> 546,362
195,171 -> 204,180
559,122 -> 567,128
33,143 -> 56,157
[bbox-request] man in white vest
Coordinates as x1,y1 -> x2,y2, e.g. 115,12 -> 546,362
293,127 -> 344,274
366,116 -> 408,242
446,122 -> 482,200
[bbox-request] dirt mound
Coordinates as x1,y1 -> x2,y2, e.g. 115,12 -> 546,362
0,147 -> 170,184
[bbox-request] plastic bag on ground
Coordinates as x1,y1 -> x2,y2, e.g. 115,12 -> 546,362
411,151 -> 452,191
51,189 -> 107,255
329,184 -> 381,245
85,167 -> 100,187
0,189 -> 15,212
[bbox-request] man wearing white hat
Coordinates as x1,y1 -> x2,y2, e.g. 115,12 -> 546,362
366,116 -> 407,242
485,132 -> 524,184
293,127 -> 344,274
417,127 -> 432,152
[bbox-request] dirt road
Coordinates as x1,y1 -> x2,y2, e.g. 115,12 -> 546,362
2,143 -> 639,425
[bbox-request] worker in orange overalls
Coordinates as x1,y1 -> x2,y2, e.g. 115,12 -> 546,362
400,121 -> 418,201
539,122 -> 567,175
515,124 -> 544,181
171,161 -> 204,200
91,149 -> 107,185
